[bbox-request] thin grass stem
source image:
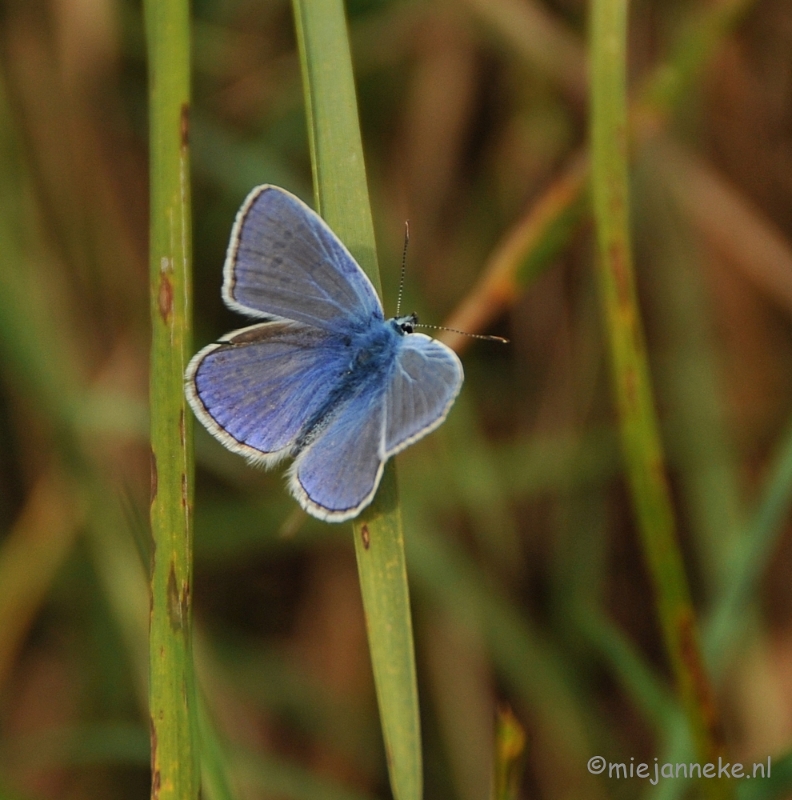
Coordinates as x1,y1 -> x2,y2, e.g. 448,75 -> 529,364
144,0 -> 199,795
291,1 -> 422,798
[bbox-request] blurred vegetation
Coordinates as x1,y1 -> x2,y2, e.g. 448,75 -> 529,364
0,0 -> 792,799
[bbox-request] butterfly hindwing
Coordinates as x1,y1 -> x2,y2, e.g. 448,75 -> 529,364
289,382 -> 387,521
186,319 -> 350,465
223,186 -> 384,332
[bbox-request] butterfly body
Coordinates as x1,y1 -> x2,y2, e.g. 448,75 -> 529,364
291,317 -> 406,453
186,186 -> 463,522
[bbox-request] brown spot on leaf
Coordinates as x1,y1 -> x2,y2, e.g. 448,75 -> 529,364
150,716 -> 160,798
181,473 -> 188,508
614,122 -> 628,160
649,457 -> 669,494
361,524 -> 370,550
167,564 -> 183,631
624,366 -> 638,413
180,103 -> 190,148
150,450 -> 158,504
149,530 -> 156,586
609,243 -> 631,308
677,611 -> 724,750
158,274 -> 173,324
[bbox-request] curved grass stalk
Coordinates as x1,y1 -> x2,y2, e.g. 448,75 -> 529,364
589,0 -> 726,791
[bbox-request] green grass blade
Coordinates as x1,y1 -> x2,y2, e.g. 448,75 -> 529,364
634,143 -> 744,602
589,0 -> 725,783
574,607 -> 675,726
144,0 -> 200,795
198,695 -> 237,800
638,0 -> 755,116
706,419 -> 792,671
291,1 -> 421,799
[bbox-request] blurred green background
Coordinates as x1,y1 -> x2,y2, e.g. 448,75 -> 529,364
1,0 -> 792,798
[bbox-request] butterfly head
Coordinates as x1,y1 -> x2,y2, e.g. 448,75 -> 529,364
393,313 -> 418,335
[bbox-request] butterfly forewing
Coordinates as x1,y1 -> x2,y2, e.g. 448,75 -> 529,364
224,186 -> 383,332
186,320 -> 349,465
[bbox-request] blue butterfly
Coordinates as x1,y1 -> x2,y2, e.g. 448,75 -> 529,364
186,185 -> 463,522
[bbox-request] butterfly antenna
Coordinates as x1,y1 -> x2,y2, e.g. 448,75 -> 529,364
414,323 -> 509,343
396,220 -> 409,317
